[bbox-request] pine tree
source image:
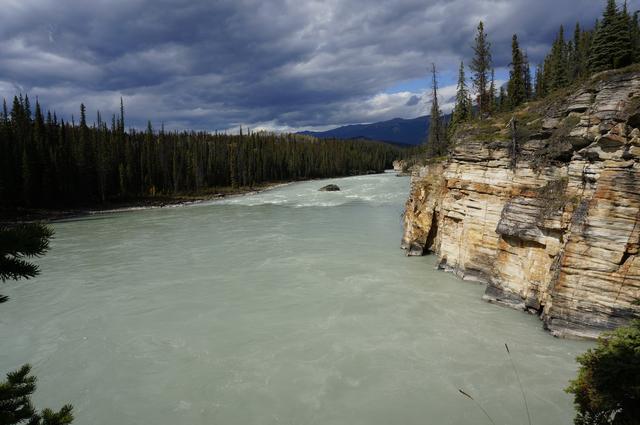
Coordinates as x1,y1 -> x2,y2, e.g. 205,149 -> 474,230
632,11 -> 640,62
589,0 -> 632,72
570,22 -> 587,80
549,25 -> 569,90
523,52 -> 533,100
449,61 -> 472,136
426,63 -> 446,157
119,97 -> 125,135
0,224 -> 74,425
498,86 -> 507,112
618,0 -> 633,67
508,34 -> 527,108
0,365 -> 74,425
23,95 -> 31,123
470,21 -> 492,119
0,224 -> 53,291
79,103 -> 87,129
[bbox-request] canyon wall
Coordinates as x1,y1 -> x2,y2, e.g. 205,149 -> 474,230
402,70 -> 640,339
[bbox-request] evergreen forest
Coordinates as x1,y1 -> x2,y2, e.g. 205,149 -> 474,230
428,0 -> 640,155
0,98 -> 401,209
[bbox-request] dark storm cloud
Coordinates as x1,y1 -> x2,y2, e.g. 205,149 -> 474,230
0,0 -> 621,130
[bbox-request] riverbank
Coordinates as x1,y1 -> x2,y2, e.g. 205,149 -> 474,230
0,181 -> 288,223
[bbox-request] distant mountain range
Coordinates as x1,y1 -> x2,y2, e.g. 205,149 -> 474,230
299,115 -> 430,146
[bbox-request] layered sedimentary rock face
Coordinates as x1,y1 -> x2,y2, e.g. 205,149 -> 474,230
401,70 -> 640,339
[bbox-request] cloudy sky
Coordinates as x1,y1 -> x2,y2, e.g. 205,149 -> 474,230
0,0 -> 631,132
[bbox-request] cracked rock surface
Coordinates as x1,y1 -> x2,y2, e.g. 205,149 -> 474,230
401,70 -> 640,339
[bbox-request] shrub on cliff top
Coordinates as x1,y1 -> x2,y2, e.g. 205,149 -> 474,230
566,319 -> 640,425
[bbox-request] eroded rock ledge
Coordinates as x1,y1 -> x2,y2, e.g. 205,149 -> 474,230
401,69 -> 640,339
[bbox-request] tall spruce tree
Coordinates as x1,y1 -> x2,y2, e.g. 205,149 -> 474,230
508,34 -> 527,108
619,0 -> 634,67
426,63 -> 446,157
632,11 -> 640,62
523,52 -> 533,100
571,22 -> 584,80
550,25 -> 569,90
449,61 -> 472,136
79,104 -> 86,129
589,0 -> 633,72
470,21 -> 492,119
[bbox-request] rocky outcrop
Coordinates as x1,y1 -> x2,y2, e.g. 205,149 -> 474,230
392,159 -> 412,176
319,184 -> 340,191
401,69 -> 640,339
393,160 -> 406,172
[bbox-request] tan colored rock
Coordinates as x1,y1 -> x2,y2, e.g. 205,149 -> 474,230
392,160 -> 406,172
402,70 -> 640,339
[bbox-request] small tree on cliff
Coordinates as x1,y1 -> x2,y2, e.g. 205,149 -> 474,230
449,61 -> 472,137
549,25 -> 570,90
426,63 -> 447,157
566,319 -> 640,425
0,223 -> 74,425
508,34 -> 527,108
470,21 -> 492,119
523,52 -> 533,100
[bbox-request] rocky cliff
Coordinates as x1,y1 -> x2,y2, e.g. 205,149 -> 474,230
401,69 -> 640,339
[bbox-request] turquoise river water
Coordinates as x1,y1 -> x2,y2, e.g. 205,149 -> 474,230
0,172 -> 591,425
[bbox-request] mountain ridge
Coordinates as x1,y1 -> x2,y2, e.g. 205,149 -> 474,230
299,115 -> 430,145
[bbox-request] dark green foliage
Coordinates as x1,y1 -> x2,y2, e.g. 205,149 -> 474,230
470,21 -> 493,118
0,97 -> 401,209
0,365 -> 36,424
632,11 -> 640,62
508,34 -> 527,108
0,365 -> 73,425
566,320 -> 640,425
449,61 -> 472,137
589,0 -> 633,72
571,22 -> 591,80
523,53 -> 533,100
498,86 -> 507,112
32,405 -> 74,425
0,224 -> 53,302
545,25 -> 570,91
0,227 -> 73,425
513,1 -> 639,108
426,64 -> 447,157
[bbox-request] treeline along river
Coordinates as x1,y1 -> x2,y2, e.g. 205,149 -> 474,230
0,96 -> 401,208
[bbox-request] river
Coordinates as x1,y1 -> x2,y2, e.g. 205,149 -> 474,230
0,172 -> 591,425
